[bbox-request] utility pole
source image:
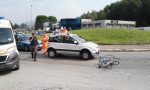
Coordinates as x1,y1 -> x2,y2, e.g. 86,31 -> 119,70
26,8 -> 27,30
31,4 -> 32,30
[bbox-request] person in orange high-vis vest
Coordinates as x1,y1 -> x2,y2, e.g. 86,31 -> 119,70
63,27 -> 68,33
42,33 -> 49,54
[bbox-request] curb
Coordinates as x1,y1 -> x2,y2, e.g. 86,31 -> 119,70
101,49 -> 150,52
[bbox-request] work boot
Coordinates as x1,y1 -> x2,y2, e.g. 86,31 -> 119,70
31,53 -> 33,59
34,53 -> 37,61
34,56 -> 36,61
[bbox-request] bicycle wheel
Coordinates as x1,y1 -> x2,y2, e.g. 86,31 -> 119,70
96,63 -> 102,69
107,64 -> 112,69
104,55 -> 115,60
112,60 -> 119,65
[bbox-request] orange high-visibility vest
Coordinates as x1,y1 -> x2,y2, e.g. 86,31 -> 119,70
42,34 -> 49,49
63,29 -> 68,33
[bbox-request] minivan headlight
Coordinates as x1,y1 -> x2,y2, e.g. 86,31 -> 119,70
7,46 -> 17,53
7,51 -> 18,62
0,49 -> 6,54
0,46 -> 18,56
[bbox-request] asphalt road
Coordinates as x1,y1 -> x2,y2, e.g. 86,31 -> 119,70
0,51 -> 150,90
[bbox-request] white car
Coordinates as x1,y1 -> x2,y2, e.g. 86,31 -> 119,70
47,33 -> 100,60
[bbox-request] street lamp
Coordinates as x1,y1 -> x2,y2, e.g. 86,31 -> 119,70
30,4 -> 32,29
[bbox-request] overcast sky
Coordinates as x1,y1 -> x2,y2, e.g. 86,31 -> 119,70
0,0 -> 121,24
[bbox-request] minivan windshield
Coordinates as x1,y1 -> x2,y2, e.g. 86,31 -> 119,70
0,28 -> 14,44
72,34 -> 87,43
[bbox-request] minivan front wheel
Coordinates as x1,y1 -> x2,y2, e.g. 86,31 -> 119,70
48,49 -> 56,58
14,62 -> 20,70
12,58 -> 20,71
81,51 -> 92,60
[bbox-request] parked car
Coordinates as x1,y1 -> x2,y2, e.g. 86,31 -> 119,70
14,34 -> 42,52
38,31 -> 44,36
47,33 -> 100,60
16,32 -> 24,35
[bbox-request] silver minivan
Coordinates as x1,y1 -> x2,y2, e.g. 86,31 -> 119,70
0,17 -> 19,71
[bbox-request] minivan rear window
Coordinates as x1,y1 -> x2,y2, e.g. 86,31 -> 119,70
0,28 -> 14,44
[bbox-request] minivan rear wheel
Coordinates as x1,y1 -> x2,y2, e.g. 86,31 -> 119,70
81,51 -> 92,60
48,49 -> 56,58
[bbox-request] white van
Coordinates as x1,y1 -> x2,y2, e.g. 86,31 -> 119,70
0,17 -> 19,71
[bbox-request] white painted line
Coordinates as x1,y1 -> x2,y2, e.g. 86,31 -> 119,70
101,49 -> 150,51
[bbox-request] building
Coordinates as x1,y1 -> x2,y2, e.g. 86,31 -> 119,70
136,27 -> 150,31
81,20 -> 136,29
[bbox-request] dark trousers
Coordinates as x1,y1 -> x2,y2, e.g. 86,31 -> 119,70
30,45 -> 37,60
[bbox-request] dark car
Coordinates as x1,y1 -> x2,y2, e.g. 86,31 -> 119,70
38,31 -> 44,36
14,34 -> 42,52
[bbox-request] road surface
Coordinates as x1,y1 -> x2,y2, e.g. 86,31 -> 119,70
0,51 -> 150,90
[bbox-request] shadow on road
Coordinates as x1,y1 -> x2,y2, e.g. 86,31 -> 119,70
53,54 -> 89,61
38,53 -> 85,61
0,70 -> 11,76
19,51 -> 91,61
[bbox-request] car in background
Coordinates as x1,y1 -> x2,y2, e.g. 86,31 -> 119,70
38,31 -> 44,36
14,34 -> 42,52
47,33 -> 100,60
16,32 -> 24,35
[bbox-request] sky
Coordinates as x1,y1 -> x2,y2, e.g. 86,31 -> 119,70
0,0 -> 121,24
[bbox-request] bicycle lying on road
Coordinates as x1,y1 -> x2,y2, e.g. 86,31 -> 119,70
97,55 -> 120,69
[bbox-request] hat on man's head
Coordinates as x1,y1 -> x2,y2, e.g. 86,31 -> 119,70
32,32 -> 35,35
61,27 -> 64,30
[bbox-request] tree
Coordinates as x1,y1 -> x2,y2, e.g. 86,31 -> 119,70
91,10 -> 98,20
106,2 -> 123,20
106,0 -> 142,26
13,23 -> 19,29
80,0 -> 150,27
122,0 -> 142,20
80,11 -> 98,20
81,13 -> 87,19
97,10 -> 107,20
35,15 -> 48,30
86,11 -> 91,19
48,16 -> 57,23
139,0 -> 150,26
20,23 -> 27,29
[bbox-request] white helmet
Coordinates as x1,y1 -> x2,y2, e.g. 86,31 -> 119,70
61,27 -> 64,30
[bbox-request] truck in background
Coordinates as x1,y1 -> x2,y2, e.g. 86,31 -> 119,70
59,18 -> 81,30
43,22 -> 60,33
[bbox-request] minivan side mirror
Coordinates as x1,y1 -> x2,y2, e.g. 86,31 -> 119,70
74,41 -> 78,44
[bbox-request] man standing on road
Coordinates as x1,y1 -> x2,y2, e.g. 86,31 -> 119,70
29,33 -> 39,61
